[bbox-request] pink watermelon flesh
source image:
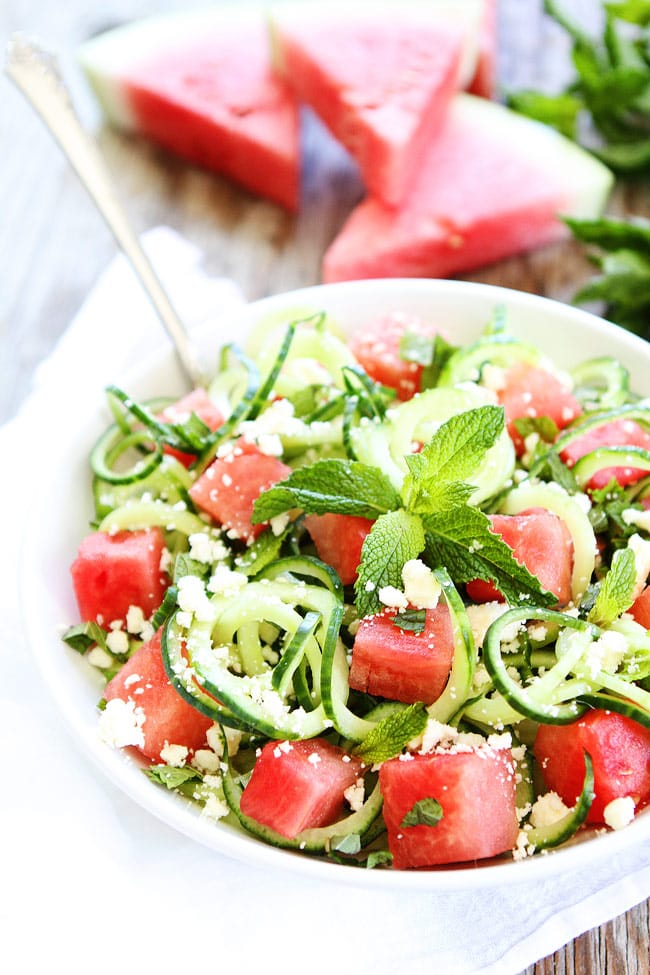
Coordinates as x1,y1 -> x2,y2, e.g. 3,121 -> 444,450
467,0 -> 497,97
83,18 -> 300,210
271,11 -> 464,205
323,94 -> 612,282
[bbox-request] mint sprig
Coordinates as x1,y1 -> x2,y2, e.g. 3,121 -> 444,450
354,703 -> 428,765
588,546 -> 637,626
401,797 -> 444,828
354,510 -> 425,618
251,458 -> 401,523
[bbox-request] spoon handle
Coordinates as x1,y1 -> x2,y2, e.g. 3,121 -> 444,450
5,33 -> 205,388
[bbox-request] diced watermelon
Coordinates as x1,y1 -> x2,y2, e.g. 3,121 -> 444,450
559,418 -> 650,491
303,512 -> 373,585
78,11 -> 300,210
104,630 -> 212,762
349,311 -> 440,400
159,388 -> 224,467
534,709 -> 650,824
498,362 -> 582,455
379,742 -> 519,867
189,440 -> 291,543
349,605 -> 454,705
465,509 -> 573,606
630,584 -> 650,629
322,94 -> 613,283
71,527 -> 168,625
239,738 -> 365,838
271,4 -> 466,205
466,0 -> 497,97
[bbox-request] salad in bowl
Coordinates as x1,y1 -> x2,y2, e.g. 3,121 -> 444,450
26,279 -> 650,882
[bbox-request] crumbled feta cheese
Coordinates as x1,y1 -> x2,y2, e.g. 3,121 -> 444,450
377,585 -> 408,610
401,559 -> 441,609
105,629 -> 129,655
86,645 -> 114,670
188,532 -> 228,565
529,791 -> 570,829
270,512 -> 290,536
177,575 -> 214,621
201,794 -> 229,822
623,507 -> 650,533
344,778 -> 365,812
206,723 -> 242,758
307,752 -> 321,765
603,795 -> 636,830
207,564 -> 248,596
465,602 -> 519,649
126,605 -> 147,635
98,698 -> 145,748
585,629 -> 628,676
160,742 -> 188,767
192,749 -> 222,774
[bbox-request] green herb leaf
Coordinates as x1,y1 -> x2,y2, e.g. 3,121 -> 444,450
252,459 -> 401,523
354,510 -> 426,617
402,406 -> 504,513
366,850 -> 393,869
401,797 -> 444,828
513,415 -> 560,444
62,621 -> 109,655
423,506 -> 557,607
330,833 -> 362,855
355,703 -> 428,764
393,608 -> 427,634
145,765 -> 203,790
588,546 -> 637,625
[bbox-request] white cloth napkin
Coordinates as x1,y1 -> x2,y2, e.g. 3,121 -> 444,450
3,227 -> 650,975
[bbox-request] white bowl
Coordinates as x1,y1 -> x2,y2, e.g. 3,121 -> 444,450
22,277 -> 650,890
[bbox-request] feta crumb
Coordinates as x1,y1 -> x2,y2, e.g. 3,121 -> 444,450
623,507 -> 650,533
86,645 -> 114,669
177,574 -> 215,621
98,698 -> 145,748
529,791 -> 570,829
188,532 -> 228,564
106,629 -> 129,655
125,605 -> 147,635
344,778 -> 365,812
603,795 -> 636,830
270,512 -> 290,537
627,533 -> 650,599
202,794 -> 229,822
377,585 -> 408,610
160,742 -> 188,767
465,602 -> 518,649
307,752 -> 321,765
207,564 -> 248,596
401,559 -> 441,609
192,749 -> 222,774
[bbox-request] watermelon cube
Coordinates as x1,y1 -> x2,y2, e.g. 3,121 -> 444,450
104,630 -> 213,762
534,710 -> 650,824
498,363 -> 582,456
465,509 -> 574,606
304,512 -> 373,585
323,94 -> 613,283
78,10 -> 300,210
349,605 -> 455,705
240,738 -> 365,838
189,440 -> 291,543
271,3 -> 468,205
559,418 -> 650,491
379,742 -> 519,867
348,311 -> 440,400
71,527 -> 168,625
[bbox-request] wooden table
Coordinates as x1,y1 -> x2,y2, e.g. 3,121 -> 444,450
2,1 -> 649,970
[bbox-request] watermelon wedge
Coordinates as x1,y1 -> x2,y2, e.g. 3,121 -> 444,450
322,94 -> 613,283
78,10 -> 300,210
269,0 -> 485,205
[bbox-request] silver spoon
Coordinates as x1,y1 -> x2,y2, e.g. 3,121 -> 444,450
5,32 -> 206,388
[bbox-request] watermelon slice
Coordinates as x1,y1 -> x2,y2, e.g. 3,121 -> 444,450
78,10 -> 300,210
322,94 -> 614,283
270,0 -> 486,205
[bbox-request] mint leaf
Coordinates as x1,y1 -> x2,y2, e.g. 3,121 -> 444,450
393,609 -> 427,634
355,703 -> 428,764
354,510 -> 425,617
145,765 -> 202,790
402,406 -> 504,513
330,833 -> 362,855
588,546 -> 637,626
251,459 -> 401,523
62,621 -> 109,655
366,850 -> 393,869
513,415 -> 560,444
401,797 -> 444,828
423,506 -> 556,607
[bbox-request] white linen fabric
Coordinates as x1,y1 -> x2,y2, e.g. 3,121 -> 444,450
2,227 -> 649,975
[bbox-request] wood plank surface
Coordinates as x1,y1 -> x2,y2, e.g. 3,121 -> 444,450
1,1 -> 649,971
